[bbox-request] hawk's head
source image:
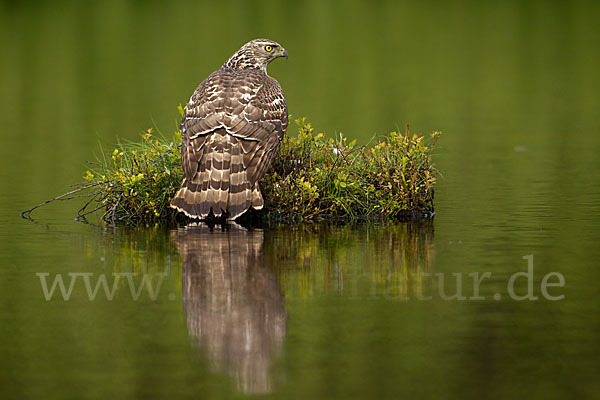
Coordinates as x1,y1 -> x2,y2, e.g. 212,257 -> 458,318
223,39 -> 288,72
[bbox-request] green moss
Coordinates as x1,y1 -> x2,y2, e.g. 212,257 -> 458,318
77,116 -> 440,224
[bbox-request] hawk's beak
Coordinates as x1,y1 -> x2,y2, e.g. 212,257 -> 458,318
280,49 -> 288,59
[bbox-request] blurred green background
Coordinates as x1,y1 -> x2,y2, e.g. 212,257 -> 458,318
1,0 -> 599,399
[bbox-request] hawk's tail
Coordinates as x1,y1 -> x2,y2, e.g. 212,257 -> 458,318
170,139 -> 263,220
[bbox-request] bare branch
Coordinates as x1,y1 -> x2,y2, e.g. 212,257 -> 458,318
20,182 -> 103,219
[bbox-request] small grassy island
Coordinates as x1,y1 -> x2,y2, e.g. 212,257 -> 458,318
23,114 -> 441,224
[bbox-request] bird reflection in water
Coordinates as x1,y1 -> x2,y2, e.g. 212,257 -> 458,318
172,223 -> 286,394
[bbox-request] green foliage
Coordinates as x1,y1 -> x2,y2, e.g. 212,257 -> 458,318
80,117 -> 440,223
262,118 -> 440,222
83,128 -> 184,223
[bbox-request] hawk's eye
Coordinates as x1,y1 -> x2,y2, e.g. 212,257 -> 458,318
265,45 -> 273,52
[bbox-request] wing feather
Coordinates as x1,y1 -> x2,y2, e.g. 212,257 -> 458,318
176,66 -> 287,218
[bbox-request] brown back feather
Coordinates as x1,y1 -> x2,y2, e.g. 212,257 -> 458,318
170,46 -> 287,220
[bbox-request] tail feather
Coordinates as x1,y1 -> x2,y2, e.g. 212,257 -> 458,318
251,183 -> 264,210
170,132 -> 265,220
218,141 -> 231,212
204,149 -> 216,212
188,180 -> 199,218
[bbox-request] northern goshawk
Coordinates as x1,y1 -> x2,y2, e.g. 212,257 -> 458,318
170,39 -> 288,219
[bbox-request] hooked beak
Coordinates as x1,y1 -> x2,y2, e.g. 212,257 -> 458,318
279,48 -> 288,59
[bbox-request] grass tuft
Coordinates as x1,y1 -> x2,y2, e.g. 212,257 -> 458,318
263,118 -> 440,222
48,116 -> 440,224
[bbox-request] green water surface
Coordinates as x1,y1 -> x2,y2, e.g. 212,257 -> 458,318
1,1 -> 599,399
